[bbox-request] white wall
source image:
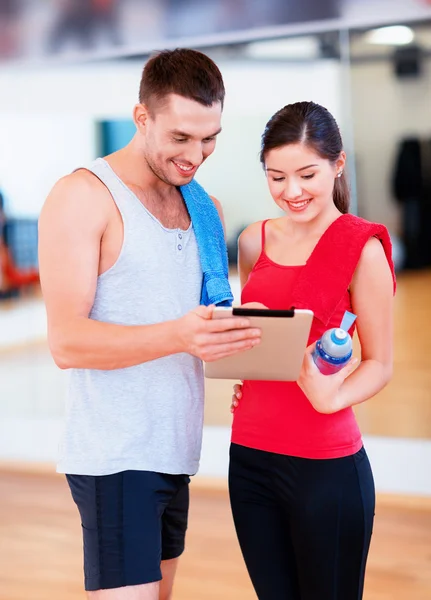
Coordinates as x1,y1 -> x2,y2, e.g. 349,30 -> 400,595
0,61 -> 140,217
0,58 -> 343,235
0,115 -> 96,217
1,34 -> 430,234
197,61 -> 345,235
351,56 -> 431,232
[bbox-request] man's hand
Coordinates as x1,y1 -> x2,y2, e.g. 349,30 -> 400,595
176,305 -> 261,362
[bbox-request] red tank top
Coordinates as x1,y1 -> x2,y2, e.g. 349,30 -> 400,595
231,214 -> 396,459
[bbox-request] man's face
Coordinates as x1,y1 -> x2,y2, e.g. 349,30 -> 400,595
142,94 -> 222,186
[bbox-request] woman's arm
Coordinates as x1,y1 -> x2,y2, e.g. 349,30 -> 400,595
237,222 -> 263,289
336,236 -> 394,408
298,237 -> 394,414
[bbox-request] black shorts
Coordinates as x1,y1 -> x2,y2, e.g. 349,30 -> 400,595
66,470 -> 190,591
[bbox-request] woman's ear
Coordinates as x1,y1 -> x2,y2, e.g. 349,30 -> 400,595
335,151 -> 347,176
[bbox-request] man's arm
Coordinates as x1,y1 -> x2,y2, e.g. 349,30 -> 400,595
39,174 -> 260,371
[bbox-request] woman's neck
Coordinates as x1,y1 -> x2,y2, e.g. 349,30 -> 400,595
283,204 -> 342,241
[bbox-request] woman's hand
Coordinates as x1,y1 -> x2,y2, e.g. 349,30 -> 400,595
297,343 -> 358,414
230,382 -> 243,413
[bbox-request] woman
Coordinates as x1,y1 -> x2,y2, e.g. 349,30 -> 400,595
229,101 -> 395,599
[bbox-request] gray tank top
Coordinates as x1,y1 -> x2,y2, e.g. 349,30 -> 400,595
57,158 -> 204,476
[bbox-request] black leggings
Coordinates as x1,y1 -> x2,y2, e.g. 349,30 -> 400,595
229,443 -> 375,600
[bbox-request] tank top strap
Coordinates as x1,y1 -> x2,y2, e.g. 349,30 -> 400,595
261,219 -> 270,252
290,213 -> 396,326
75,158 -> 139,224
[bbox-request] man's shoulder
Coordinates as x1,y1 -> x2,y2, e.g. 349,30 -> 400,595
40,169 -> 113,231
54,168 -> 105,194
48,169 -> 112,210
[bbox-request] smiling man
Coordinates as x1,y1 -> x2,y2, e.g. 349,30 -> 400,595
38,48 -> 260,600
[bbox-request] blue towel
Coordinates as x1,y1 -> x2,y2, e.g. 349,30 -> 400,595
180,179 -> 233,307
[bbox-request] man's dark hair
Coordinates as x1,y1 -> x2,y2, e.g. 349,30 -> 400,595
139,48 -> 225,112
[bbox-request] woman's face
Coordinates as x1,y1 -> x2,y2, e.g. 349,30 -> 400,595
264,143 -> 345,222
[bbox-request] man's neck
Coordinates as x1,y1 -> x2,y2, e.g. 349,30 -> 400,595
106,145 -> 175,197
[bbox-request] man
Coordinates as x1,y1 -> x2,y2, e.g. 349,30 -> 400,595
38,48 -> 260,599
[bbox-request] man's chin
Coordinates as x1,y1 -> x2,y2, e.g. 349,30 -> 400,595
172,174 -> 195,187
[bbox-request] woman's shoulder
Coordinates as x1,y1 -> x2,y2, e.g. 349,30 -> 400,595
238,221 -> 266,267
238,220 -> 265,246
347,218 -> 396,293
351,234 -> 395,296
239,217 -> 286,242
358,235 -> 389,265
333,214 -> 393,260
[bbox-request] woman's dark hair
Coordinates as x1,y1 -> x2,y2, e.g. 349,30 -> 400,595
260,101 -> 349,214
139,48 -> 225,113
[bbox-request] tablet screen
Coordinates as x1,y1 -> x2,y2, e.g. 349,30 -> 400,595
232,308 -> 295,318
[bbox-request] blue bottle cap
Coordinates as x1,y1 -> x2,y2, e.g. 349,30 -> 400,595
330,328 -> 348,345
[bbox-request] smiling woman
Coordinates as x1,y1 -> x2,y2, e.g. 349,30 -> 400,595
265,144 -> 344,217
228,100 -> 396,600
262,101 -> 349,217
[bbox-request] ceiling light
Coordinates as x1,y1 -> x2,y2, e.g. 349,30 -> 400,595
364,25 -> 414,46
244,37 -> 320,60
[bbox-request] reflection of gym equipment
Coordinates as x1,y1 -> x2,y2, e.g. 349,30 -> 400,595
392,137 -> 431,269
1,218 -> 39,294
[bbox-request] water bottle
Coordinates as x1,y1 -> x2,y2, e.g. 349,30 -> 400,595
312,312 -> 356,376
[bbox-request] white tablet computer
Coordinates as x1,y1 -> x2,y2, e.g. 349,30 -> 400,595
204,307 -> 314,382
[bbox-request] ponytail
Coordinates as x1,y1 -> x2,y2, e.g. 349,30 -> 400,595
333,172 -> 350,214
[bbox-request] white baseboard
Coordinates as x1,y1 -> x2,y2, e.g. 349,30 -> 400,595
1,419 -> 430,496
0,417 -> 62,462
197,426 -> 431,497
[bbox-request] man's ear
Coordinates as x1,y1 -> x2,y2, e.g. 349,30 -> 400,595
133,103 -> 151,132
